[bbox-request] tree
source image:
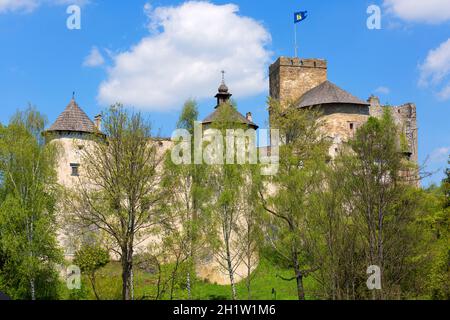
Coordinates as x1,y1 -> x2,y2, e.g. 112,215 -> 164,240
444,156 -> 450,208
202,102 -> 260,300
309,160 -> 366,300
161,99 -> 210,299
0,107 -> 62,300
259,99 -> 329,300
334,109 -> 426,299
67,105 -> 166,300
73,245 -> 110,300
239,164 -> 262,300
425,159 -> 450,299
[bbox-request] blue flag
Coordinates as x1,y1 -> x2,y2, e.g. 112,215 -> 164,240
294,11 -> 308,23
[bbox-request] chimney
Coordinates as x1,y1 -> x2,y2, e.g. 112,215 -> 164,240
246,112 -> 253,123
94,114 -> 102,131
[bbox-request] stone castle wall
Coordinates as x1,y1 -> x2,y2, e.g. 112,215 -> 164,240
368,97 -> 418,163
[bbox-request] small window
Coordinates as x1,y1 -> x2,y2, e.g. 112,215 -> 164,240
70,163 -> 80,177
350,123 -> 354,130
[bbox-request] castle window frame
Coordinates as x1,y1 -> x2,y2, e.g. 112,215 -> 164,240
349,123 -> 354,130
70,163 -> 80,177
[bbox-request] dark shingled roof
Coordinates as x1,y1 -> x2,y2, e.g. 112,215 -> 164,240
47,99 -> 96,133
297,80 -> 370,108
203,104 -> 258,129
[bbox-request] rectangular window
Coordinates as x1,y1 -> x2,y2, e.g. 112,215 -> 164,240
350,123 -> 354,130
70,163 -> 80,177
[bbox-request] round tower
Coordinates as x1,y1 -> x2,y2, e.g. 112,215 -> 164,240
44,97 -> 101,257
44,97 -> 101,187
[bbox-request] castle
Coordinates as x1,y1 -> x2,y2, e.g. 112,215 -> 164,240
44,56 -> 418,284
269,57 -> 418,162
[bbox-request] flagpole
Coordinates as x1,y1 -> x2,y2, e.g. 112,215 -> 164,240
294,22 -> 298,57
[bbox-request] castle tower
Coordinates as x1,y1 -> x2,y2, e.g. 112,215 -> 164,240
269,57 -> 328,104
269,57 -> 371,157
44,97 -> 100,187
44,97 -> 100,257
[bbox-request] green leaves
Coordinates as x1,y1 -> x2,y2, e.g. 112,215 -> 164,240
0,108 -> 61,300
74,245 -> 110,274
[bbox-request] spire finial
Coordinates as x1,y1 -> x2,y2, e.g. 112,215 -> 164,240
221,70 -> 225,84
72,91 -> 75,100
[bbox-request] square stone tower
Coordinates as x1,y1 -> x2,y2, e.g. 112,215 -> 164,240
269,57 -> 328,104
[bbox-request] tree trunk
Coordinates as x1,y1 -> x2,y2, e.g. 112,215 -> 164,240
225,242 -> 237,300
90,274 -> 101,300
246,273 -> 251,300
121,246 -> 133,300
30,278 -> 36,301
186,272 -> 192,300
294,258 -> 306,300
130,269 -> 134,301
296,273 -> 306,301
229,270 -> 237,300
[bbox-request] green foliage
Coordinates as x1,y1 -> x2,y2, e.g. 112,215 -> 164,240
63,257 -> 318,301
74,245 -> 110,275
444,156 -> 450,209
0,107 -> 62,300
67,104 -> 167,300
177,99 -> 199,134
421,174 -> 450,300
313,109 -> 433,299
73,245 -> 109,300
259,99 -> 330,300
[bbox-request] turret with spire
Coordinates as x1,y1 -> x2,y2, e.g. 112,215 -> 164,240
203,72 -> 258,129
215,70 -> 232,108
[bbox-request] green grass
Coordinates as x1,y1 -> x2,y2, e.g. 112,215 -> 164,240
61,258 -> 319,300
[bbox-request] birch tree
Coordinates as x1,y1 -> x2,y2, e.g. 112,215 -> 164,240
161,100 -> 210,299
0,107 -> 62,300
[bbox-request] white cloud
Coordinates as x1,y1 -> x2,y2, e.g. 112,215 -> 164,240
430,146 -> 450,163
83,47 -> 105,68
438,84 -> 450,100
419,38 -> 450,100
374,86 -> 390,95
0,0 -> 88,14
98,1 -> 272,111
420,38 -> 450,86
0,0 -> 38,13
384,0 -> 450,24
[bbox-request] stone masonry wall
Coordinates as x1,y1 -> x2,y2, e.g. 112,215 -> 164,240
269,57 -> 328,104
368,96 -> 418,164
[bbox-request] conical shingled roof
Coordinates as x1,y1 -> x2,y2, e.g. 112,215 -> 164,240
47,98 -> 96,133
297,80 -> 369,108
203,104 -> 258,129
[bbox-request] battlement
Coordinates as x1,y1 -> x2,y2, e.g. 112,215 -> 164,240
269,57 -> 327,75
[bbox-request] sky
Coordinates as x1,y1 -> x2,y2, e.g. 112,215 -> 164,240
0,0 -> 449,186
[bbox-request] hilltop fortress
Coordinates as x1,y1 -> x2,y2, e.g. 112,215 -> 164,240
45,56 -> 418,284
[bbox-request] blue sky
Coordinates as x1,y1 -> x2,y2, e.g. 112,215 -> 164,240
0,0 -> 449,185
